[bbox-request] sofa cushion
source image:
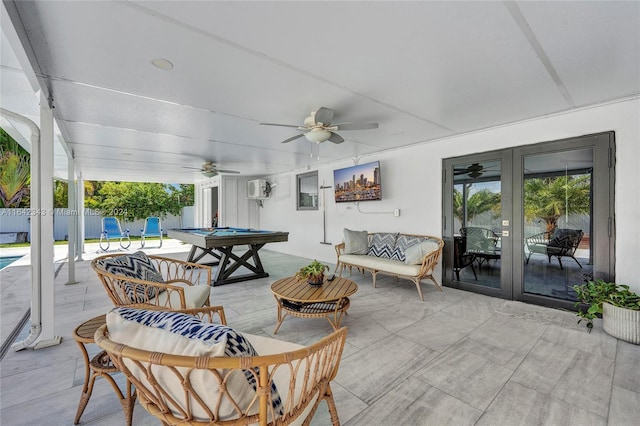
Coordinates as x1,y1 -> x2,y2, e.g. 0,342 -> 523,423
340,254 -> 426,277
367,233 -> 398,259
97,251 -> 165,302
390,235 -> 427,262
343,228 -> 369,255
107,307 -> 283,421
403,240 -> 440,264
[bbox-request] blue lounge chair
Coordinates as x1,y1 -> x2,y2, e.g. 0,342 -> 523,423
99,217 -> 131,252
140,216 -> 163,248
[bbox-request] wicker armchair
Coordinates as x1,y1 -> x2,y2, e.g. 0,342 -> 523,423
95,305 -> 347,426
91,253 -> 212,309
525,228 -> 584,270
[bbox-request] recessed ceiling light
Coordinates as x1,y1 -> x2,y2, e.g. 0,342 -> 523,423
151,58 -> 173,70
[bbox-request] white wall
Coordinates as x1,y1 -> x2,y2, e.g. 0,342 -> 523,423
196,176 -> 259,229
259,98 -> 640,293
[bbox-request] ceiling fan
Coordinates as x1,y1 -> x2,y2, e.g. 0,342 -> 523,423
454,163 -> 498,179
260,107 -> 378,144
182,161 -> 240,178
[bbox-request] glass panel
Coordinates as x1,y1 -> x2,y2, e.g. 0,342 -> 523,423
297,171 -> 318,210
522,148 -> 593,301
452,160 -> 502,288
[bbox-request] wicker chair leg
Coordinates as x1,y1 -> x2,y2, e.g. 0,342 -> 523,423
324,384 -> 341,426
371,270 -> 378,288
74,374 -> 98,424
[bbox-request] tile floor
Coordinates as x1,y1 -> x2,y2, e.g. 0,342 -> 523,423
1,242 -> 639,425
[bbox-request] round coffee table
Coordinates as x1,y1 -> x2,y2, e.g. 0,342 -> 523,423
270,276 -> 358,333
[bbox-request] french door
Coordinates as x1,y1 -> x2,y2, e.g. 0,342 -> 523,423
442,132 -> 615,309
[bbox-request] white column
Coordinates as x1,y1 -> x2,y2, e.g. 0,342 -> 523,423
66,157 -> 78,284
34,93 -> 61,349
76,173 -> 85,261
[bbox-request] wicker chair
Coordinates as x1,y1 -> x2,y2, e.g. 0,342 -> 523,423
94,305 -> 347,426
459,227 -> 501,270
525,228 -> 584,269
91,253 -> 212,309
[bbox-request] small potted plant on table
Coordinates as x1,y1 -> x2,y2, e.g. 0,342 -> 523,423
295,260 -> 329,286
573,279 -> 640,344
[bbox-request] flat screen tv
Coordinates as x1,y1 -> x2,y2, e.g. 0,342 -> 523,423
333,161 -> 381,203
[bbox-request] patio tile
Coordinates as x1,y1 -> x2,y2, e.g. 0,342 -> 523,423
512,340 -> 614,418
607,385 -> 640,426
613,340 -> 640,393
336,334 -> 437,404
346,376 -> 482,426
414,337 -> 514,410
477,381 -> 607,426
396,310 -> 482,353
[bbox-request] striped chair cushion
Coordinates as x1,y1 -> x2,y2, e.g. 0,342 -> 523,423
107,307 -> 283,420
97,251 -> 164,302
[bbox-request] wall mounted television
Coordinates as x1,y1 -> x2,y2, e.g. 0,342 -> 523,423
333,160 -> 382,203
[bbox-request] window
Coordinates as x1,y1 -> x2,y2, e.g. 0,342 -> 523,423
297,171 -> 318,210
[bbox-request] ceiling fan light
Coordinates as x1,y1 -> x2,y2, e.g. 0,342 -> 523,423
304,128 -> 331,143
202,171 -> 216,178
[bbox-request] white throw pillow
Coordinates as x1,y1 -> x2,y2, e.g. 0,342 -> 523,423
343,228 -> 368,254
404,240 -> 440,264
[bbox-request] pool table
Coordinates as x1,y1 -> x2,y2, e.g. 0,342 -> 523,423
167,227 -> 289,286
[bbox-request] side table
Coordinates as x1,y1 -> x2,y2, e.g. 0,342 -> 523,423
73,314 -> 136,425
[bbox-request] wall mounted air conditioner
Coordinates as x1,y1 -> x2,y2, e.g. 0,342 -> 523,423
247,179 -> 270,199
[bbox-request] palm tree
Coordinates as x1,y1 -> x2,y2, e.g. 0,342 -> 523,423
524,175 -> 590,233
453,184 -> 501,224
0,147 -> 30,207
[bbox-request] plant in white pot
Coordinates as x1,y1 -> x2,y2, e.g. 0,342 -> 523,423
573,279 -> 640,344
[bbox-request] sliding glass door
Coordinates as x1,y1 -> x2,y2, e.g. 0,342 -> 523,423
443,132 -> 615,309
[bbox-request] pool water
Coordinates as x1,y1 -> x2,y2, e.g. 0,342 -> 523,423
0,256 -> 22,270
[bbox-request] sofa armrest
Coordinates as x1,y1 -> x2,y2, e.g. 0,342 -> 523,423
417,239 -> 444,277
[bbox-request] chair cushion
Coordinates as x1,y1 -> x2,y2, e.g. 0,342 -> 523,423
343,228 -> 369,255
367,233 -> 398,259
107,307 -> 283,421
97,251 -> 164,302
151,282 -> 211,309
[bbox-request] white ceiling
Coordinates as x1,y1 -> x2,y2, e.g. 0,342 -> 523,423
1,1 -> 639,183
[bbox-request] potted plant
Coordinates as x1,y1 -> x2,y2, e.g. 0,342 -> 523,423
573,279 -> 640,344
295,260 -> 329,286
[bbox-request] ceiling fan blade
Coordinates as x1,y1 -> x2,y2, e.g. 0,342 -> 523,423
314,107 -> 334,126
182,166 -> 204,170
334,122 -> 379,131
328,132 -> 345,144
259,122 -> 301,128
216,169 -> 240,174
281,133 -> 305,143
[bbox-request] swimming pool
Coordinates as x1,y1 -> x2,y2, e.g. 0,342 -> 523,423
0,256 -> 22,270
